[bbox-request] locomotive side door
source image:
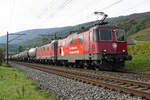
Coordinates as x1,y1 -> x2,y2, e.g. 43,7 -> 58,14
88,31 -> 92,60
54,40 -> 58,62
89,31 -> 95,53
52,40 -> 58,62
83,31 -> 95,60
83,32 -> 90,54
89,30 -> 96,59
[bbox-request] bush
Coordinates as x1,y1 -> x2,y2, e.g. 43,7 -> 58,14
126,54 -> 150,71
128,42 -> 150,55
126,42 -> 150,71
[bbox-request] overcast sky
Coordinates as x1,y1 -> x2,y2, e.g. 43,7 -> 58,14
0,0 -> 150,36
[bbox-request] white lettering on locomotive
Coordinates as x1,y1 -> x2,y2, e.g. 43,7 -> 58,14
69,47 -> 77,50
69,50 -> 79,54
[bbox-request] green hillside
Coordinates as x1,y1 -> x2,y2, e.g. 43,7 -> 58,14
130,28 -> 150,41
115,13 -> 150,37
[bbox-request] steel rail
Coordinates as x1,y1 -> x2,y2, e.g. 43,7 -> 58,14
101,70 -> 150,78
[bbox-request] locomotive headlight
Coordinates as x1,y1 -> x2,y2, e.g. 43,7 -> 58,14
112,43 -> 117,49
122,50 -> 126,52
104,49 -> 107,52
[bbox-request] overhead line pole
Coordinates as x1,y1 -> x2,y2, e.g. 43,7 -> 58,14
6,32 -> 25,64
6,32 -> 9,64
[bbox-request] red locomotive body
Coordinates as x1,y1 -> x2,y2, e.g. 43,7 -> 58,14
55,26 -> 131,70
36,40 -> 58,63
57,26 -> 128,56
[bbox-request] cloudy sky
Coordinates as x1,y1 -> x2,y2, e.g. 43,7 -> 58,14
0,0 -> 150,36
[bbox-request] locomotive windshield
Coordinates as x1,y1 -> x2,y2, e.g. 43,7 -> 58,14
100,29 -> 112,40
116,29 -> 125,41
94,29 -> 112,41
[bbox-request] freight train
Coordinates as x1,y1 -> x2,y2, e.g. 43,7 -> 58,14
10,13 -> 132,70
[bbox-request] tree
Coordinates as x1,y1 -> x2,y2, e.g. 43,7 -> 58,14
0,48 -> 4,65
18,45 -> 25,52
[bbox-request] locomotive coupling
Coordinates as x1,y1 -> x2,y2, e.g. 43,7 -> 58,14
102,54 -> 132,62
125,55 -> 132,60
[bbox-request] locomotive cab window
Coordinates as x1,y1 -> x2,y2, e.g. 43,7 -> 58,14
69,37 -> 73,45
94,29 -> 99,41
78,34 -> 83,43
90,32 -> 93,41
100,29 -> 112,41
94,29 -> 112,41
43,47 -> 45,51
116,29 -> 125,41
62,40 -> 66,47
52,41 -> 58,50
47,47 -> 49,51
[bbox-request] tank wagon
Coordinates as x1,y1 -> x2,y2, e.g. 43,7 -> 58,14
19,50 -> 29,61
28,48 -> 37,62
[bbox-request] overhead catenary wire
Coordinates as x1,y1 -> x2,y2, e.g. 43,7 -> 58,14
45,0 -> 73,18
36,0 -> 73,27
69,0 -> 124,25
8,0 -> 14,34
41,0 -> 124,41
97,0 -> 123,11
119,0 -> 150,15
31,0 -> 124,30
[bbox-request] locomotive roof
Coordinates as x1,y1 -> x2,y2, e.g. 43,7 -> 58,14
97,25 -> 124,29
76,25 -> 124,34
36,25 -> 124,49
64,25 -> 124,39
93,25 -> 124,30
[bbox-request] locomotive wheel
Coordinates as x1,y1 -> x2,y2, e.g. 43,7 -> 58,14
95,66 -> 99,71
84,66 -> 87,69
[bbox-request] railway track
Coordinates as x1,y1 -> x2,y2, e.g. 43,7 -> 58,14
12,62 -> 150,99
62,65 -> 150,79
100,70 -> 150,79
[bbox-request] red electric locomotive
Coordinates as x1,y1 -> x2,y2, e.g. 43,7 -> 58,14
36,40 -> 58,64
55,25 -> 132,70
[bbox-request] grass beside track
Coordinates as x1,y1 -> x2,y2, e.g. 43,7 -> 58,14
126,42 -> 150,71
0,63 -> 56,100
126,54 -> 150,71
